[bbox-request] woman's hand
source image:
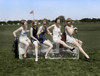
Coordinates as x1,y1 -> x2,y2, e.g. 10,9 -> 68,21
74,27 -> 78,34
37,40 -> 40,44
13,27 -> 22,38
74,30 -> 78,34
60,32 -> 62,36
49,33 -> 53,37
26,30 -> 30,32
74,27 -> 78,30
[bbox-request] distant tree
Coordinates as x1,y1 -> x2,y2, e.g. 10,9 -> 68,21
80,18 -> 91,23
13,21 -> 20,25
7,20 -> 20,25
58,16 -> 65,23
91,18 -> 97,23
7,21 -> 13,24
27,20 -> 32,24
80,18 -> 100,23
38,19 -> 42,23
97,18 -> 100,23
51,15 -> 65,23
51,20 -> 55,23
0,21 -> 6,25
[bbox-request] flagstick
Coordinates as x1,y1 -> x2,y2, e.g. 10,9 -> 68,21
33,13 -> 34,20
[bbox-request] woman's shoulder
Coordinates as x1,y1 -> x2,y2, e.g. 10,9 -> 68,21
71,25 -> 74,27
51,24 -> 55,27
19,26 -> 23,30
65,25 -> 69,28
16,26 -> 23,32
52,24 -> 56,27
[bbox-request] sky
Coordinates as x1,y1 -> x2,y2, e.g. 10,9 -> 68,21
0,0 -> 100,21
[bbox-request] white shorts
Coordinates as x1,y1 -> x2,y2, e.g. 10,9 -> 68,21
19,36 -> 30,43
66,35 -> 75,43
53,36 -> 61,42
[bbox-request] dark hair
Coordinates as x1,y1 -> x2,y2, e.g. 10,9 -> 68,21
21,19 -> 26,25
42,18 -> 48,24
55,17 -> 60,23
32,20 -> 38,27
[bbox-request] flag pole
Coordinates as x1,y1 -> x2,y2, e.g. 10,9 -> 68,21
30,10 -> 34,20
33,12 -> 34,20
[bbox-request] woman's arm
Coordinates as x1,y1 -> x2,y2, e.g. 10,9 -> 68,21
65,26 -> 74,36
47,24 -> 54,30
13,27 -> 22,38
47,24 -> 55,37
47,29 -> 53,37
37,26 -> 43,37
26,30 -> 30,32
30,27 -> 38,41
59,25 -> 62,36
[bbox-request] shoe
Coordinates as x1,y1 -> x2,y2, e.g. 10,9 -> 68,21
84,56 -> 91,61
70,48 -> 75,52
35,58 -> 38,62
45,56 -> 48,59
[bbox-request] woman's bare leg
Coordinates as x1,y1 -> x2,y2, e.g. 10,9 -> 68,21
43,40 -> 53,58
71,40 -> 90,58
33,41 -> 39,61
55,40 -> 72,49
75,39 -> 83,46
20,41 -> 30,58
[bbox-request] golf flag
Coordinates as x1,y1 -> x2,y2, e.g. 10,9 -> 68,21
30,10 -> 34,14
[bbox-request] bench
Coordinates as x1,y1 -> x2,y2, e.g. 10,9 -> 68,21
18,42 -> 79,59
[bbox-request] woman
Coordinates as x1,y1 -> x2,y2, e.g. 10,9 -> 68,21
47,18 -> 75,52
13,20 -> 31,59
37,19 -> 53,59
30,20 -> 39,61
65,18 -> 90,60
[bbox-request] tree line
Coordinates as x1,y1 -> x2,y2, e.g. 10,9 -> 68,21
0,16 -> 100,25
80,18 -> 100,23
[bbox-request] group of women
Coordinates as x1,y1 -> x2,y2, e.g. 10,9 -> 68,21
13,18 -> 90,62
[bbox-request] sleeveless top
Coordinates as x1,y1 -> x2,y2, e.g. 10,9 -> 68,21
65,27 -> 73,37
19,27 -> 27,38
38,26 -> 47,43
65,26 -> 74,43
39,26 -> 46,39
53,24 -> 61,40
32,26 -> 38,39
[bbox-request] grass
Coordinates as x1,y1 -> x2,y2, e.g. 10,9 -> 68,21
0,49 -> 100,76
0,23 -> 100,76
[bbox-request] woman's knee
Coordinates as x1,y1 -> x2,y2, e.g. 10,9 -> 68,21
33,41 -> 38,48
72,40 -> 80,47
49,43 -> 53,48
60,40 -> 65,45
25,43 -> 30,47
80,40 -> 83,45
20,41 -> 29,47
34,43 -> 38,48
50,44 -> 53,48
44,40 -> 53,48
27,39 -> 31,44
